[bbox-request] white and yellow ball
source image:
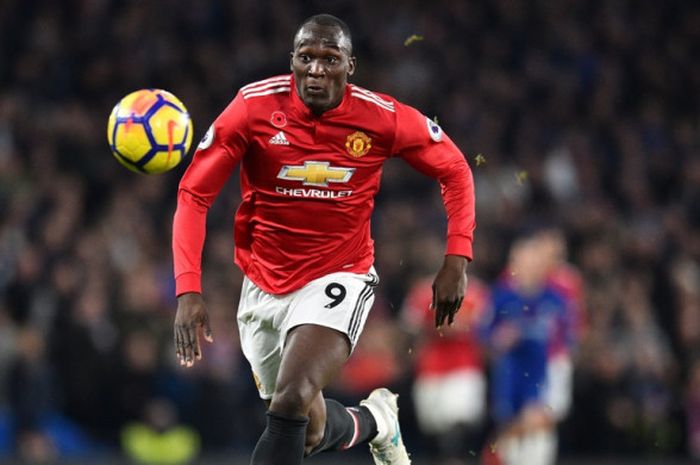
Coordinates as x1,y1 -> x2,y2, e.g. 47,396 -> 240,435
107,89 -> 193,174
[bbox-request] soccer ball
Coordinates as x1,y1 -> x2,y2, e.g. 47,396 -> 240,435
107,89 -> 193,174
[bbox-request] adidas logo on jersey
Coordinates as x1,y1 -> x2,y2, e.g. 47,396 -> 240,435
269,131 -> 289,145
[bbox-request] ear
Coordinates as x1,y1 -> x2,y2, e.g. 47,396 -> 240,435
347,56 -> 357,76
289,51 -> 294,71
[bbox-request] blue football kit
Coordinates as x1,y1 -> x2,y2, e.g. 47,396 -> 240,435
482,278 -> 570,424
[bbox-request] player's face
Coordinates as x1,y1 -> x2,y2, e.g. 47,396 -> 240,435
291,24 -> 355,115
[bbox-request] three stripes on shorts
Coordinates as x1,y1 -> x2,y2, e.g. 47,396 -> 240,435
347,273 -> 379,344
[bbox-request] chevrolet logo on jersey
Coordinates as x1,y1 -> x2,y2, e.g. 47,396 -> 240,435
277,161 -> 355,187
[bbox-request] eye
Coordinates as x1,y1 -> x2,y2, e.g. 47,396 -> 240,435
297,54 -> 311,63
326,56 -> 338,65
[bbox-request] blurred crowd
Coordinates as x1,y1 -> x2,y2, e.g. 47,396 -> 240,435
1,0 -> 699,463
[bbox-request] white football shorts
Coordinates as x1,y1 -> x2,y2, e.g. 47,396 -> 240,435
237,268 -> 379,400
545,353 -> 574,421
412,368 -> 486,434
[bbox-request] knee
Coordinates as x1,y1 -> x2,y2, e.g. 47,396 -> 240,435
269,379 -> 318,417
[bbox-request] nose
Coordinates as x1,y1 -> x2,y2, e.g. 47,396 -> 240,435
308,59 -> 325,77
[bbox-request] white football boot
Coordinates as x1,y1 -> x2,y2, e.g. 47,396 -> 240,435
360,388 -> 411,465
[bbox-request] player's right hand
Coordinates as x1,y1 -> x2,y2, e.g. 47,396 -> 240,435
174,292 -> 214,367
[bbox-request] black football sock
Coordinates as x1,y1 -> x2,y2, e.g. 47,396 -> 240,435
250,411 -> 309,465
306,399 -> 378,457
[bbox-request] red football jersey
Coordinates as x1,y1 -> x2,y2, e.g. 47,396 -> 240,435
173,74 -> 475,295
401,277 -> 489,375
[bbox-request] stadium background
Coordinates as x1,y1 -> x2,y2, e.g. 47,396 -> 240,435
1,0 -> 699,463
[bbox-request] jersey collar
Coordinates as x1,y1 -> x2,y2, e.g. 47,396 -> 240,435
290,74 -> 351,119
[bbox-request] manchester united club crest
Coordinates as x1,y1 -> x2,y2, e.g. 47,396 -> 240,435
345,131 -> 372,158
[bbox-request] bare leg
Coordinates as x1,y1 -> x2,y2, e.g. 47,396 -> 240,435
271,324 -> 350,449
250,324 -> 351,464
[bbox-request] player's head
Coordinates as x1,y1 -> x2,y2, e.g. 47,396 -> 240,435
508,222 -> 559,291
291,14 -> 356,115
537,226 -> 567,269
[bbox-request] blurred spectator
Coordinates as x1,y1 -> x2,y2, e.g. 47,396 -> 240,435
115,328 -> 167,427
8,326 -> 58,463
121,397 -> 200,465
49,279 -> 119,441
8,326 -> 95,461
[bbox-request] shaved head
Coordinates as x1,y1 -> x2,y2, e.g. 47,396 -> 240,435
290,14 -> 356,115
293,14 -> 353,55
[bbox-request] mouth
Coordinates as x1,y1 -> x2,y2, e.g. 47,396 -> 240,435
304,84 -> 326,96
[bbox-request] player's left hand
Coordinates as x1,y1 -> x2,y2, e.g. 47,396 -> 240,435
431,255 -> 468,329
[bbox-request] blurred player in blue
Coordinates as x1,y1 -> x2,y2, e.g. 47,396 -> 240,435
480,226 -> 573,465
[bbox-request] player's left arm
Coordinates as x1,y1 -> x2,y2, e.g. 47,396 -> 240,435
392,103 -> 476,328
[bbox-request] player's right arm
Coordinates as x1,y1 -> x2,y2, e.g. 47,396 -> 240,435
172,91 -> 249,367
